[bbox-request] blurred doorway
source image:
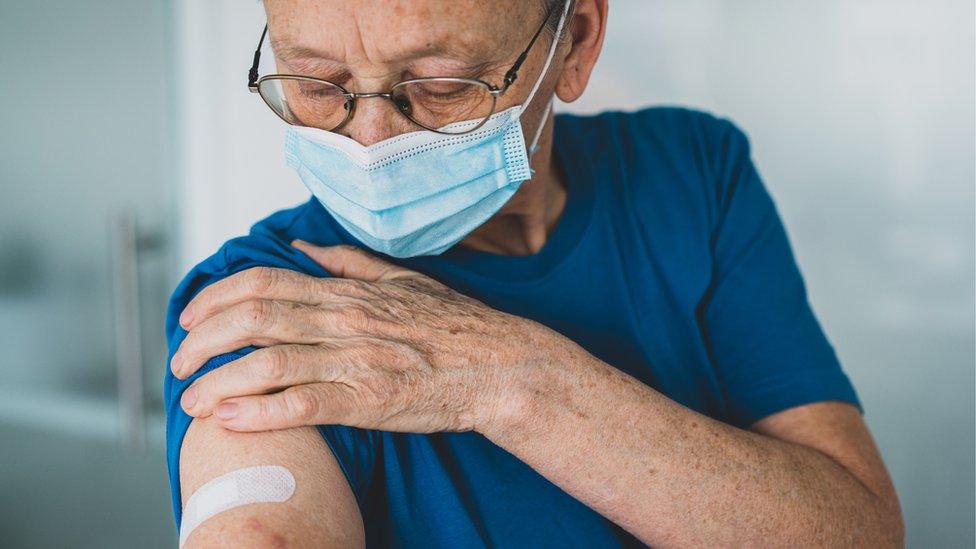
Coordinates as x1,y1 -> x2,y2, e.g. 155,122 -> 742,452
0,1 -> 177,546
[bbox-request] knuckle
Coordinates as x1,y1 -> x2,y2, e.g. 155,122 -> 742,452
261,347 -> 290,381
247,267 -> 278,295
239,299 -> 274,333
257,396 -> 274,421
288,390 -> 319,421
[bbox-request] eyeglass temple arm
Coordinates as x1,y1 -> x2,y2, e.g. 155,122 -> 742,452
248,25 -> 269,91
501,6 -> 556,91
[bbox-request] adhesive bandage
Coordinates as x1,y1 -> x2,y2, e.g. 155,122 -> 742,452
179,465 -> 296,547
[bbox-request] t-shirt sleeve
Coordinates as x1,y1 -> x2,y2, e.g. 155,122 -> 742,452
701,118 -> 861,427
162,250 -> 379,527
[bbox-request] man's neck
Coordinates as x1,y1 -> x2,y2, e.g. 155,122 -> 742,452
456,123 -> 566,256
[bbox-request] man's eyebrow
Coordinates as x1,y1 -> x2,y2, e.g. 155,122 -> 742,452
271,41 -> 335,63
416,59 -> 506,79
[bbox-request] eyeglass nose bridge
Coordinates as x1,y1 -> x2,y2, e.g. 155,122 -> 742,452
340,91 -> 411,118
337,91 -> 413,129
346,91 -> 393,99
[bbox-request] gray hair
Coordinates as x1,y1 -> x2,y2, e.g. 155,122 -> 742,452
539,0 -> 573,37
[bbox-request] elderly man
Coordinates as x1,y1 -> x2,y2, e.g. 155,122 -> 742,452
165,0 -> 903,546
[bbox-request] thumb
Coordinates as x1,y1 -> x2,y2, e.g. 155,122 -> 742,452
291,240 -> 417,282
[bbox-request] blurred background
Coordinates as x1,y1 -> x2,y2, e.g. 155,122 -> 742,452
1,0 -> 972,547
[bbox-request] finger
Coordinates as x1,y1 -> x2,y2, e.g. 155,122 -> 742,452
171,299 -> 353,379
181,344 -> 354,417
214,383 -> 358,432
292,241 -> 419,282
179,266 -> 361,330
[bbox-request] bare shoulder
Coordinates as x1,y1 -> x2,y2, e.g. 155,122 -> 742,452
180,417 -> 365,548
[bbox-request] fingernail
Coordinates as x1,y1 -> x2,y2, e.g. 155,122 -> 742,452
181,386 -> 198,411
170,352 -> 182,376
179,307 -> 194,328
216,402 -> 238,420
291,239 -> 308,248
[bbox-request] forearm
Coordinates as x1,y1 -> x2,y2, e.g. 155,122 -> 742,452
479,343 -> 900,547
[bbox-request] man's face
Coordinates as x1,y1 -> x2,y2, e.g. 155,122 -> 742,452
264,0 -> 561,146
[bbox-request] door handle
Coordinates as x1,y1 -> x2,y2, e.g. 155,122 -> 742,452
110,212 -> 145,451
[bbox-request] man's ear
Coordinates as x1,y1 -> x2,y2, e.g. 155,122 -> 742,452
555,0 -> 608,103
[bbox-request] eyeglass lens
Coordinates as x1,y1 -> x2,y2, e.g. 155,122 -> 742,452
258,77 -> 497,134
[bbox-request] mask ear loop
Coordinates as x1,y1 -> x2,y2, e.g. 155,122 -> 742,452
523,1 -> 573,109
523,1 -> 571,171
529,99 -> 554,157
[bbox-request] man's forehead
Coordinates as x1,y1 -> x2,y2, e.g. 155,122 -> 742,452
265,0 -> 534,66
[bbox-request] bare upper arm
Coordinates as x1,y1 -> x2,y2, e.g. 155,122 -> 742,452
750,401 -> 902,527
179,416 -> 365,548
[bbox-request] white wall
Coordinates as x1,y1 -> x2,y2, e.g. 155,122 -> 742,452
175,1 -> 975,545
174,0 -> 307,272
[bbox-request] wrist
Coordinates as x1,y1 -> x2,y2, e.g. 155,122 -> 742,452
473,320 -> 585,438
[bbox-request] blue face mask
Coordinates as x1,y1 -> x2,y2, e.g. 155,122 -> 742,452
283,6 -> 568,258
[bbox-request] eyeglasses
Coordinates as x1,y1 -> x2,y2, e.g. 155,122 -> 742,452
246,7 -> 557,135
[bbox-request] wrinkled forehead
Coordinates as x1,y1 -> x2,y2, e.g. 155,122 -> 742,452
264,0 -> 540,72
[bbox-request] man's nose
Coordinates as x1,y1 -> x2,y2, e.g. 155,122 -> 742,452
337,94 -> 417,147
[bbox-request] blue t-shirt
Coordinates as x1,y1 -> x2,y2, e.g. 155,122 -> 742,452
164,107 -> 860,547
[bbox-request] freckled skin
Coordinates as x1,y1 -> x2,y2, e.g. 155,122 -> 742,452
178,1 -> 903,546
181,418 -> 364,548
245,517 -> 264,533
179,243 -> 902,546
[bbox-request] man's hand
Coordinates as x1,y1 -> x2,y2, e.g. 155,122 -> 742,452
171,240 -> 571,433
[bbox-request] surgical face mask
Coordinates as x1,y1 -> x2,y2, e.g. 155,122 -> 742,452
284,5 -> 570,258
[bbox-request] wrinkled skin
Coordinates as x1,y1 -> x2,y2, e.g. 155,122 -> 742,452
173,241 -> 571,434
